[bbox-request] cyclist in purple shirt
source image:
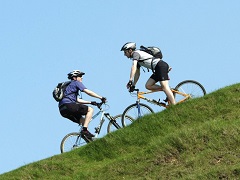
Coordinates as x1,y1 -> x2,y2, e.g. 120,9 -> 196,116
59,70 -> 107,139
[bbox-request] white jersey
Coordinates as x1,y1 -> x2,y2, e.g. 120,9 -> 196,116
132,50 -> 160,70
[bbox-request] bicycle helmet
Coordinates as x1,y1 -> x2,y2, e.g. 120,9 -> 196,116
67,70 -> 85,79
120,42 -> 136,51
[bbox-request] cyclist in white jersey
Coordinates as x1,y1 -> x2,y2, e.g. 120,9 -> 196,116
121,42 -> 176,105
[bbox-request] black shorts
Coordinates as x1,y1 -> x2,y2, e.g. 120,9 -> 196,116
150,60 -> 170,82
59,103 -> 88,124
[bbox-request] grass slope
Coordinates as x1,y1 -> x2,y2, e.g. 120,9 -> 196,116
1,83 -> 240,179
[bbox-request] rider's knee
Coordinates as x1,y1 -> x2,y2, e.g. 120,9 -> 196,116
145,83 -> 152,90
160,81 -> 168,89
88,106 -> 94,113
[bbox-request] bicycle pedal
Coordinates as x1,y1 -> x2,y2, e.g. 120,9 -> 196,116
163,97 -> 168,102
153,99 -> 161,103
81,135 -> 91,142
85,136 -> 93,142
152,99 -> 158,103
94,127 -> 100,133
159,102 -> 166,106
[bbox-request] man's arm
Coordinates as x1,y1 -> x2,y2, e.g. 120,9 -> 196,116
83,89 -> 102,99
127,60 -> 140,89
129,60 -> 138,82
77,98 -> 91,104
133,67 -> 140,86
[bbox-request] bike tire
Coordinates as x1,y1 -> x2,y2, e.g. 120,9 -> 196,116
107,114 -> 121,134
60,132 -> 88,153
174,80 -> 206,103
107,114 -> 134,133
121,103 -> 154,127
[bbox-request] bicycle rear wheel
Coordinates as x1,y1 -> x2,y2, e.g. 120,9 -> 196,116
121,103 -> 154,127
60,132 -> 88,153
174,80 -> 206,103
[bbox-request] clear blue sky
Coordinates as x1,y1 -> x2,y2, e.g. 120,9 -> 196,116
0,0 -> 239,174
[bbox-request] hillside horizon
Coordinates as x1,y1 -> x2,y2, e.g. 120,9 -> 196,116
1,83 -> 240,179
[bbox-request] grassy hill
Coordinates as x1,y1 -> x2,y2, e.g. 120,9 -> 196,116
1,83 -> 240,179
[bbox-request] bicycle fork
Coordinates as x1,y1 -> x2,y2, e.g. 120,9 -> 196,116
105,113 -> 121,129
136,101 -> 142,117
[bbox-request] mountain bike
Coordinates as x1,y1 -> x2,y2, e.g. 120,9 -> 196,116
60,102 -> 127,153
121,80 -> 206,127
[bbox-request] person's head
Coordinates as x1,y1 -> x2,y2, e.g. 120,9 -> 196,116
67,70 -> 85,81
120,42 -> 136,58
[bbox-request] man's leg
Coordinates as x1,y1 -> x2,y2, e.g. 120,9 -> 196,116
160,80 -> 176,105
146,78 -> 176,105
145,78 -> 162,91
83,106 -> 94,128
80,106 -> 95,138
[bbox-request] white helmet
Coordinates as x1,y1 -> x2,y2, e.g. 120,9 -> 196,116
67,70 -> 85,79
120,42 -> 136,51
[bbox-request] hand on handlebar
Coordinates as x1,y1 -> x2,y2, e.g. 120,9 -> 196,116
127,80 -> 135,92
126,80 -> 133,89
91,101 -> 102,108
129,85 -> 135,92
91,101 -> 98,106
101,97 -> 107,103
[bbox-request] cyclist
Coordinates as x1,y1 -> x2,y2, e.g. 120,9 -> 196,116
58,70 -> 107,139
121,42 -> 176,105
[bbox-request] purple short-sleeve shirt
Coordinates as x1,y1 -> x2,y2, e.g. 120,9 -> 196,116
58,80 -> 87,106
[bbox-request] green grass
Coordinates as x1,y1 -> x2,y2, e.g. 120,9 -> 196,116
1,83 -> 240,180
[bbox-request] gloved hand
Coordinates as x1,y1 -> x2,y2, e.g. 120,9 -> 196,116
129,85 -> 135,92
101,97 -> 107,103
126,80 -> 133,89
91,101 -> 97,106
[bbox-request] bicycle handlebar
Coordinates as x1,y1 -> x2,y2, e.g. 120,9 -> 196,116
129,88 -> 139,93
96,102 -> 104,109
96,102 -> 110,110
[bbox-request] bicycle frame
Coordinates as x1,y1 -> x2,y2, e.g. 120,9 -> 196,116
91,107 -> 108,138
81,103 -> 121,138
136,89 -> 191,108
121,80 -> 206,128
63,105 -> 116,149
60,103 -> 122,153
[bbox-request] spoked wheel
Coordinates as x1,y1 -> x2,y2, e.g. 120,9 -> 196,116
107,114 -> 134,133
121,103 -> 154,127
107,114 -> 122,133
60,132 -> 89,153
174,80 -> 206,103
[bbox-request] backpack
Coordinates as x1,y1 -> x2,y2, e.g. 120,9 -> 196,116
52,81 -> 71,102
140,45 -> 163,59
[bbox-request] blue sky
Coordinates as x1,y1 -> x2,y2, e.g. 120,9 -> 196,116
0,0 -> 239,174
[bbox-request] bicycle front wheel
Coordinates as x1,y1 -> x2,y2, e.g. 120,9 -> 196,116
121,103 -> 154,127
60,132 -> 88,153
174,80 -> 206,103
107,114 -> 134,133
